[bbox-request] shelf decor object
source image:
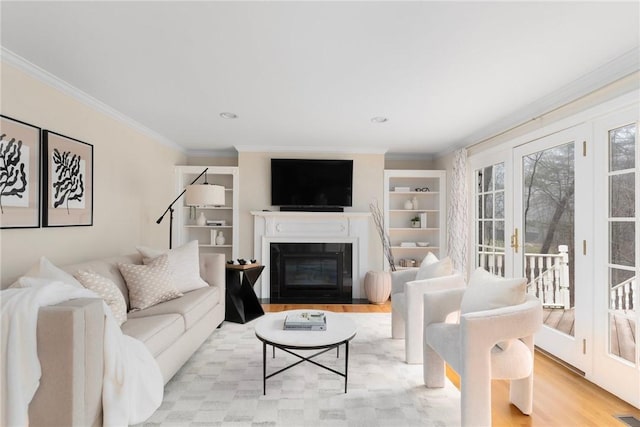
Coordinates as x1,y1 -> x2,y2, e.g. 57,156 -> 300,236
42,130 -> 93,227
157,167 -> 224,249
0,115 -> 41,229
215,230 -> 225,246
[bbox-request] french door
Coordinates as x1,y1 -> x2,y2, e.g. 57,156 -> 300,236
592,108 -> 639,407
471,150 -> 514,279
471,108 -> 639,405
513,125 -> 592,372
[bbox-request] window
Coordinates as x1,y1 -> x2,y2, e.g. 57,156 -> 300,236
475,163 -> 505,276
607,123 -> 637,363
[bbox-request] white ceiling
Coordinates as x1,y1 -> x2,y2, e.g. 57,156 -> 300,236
1,1 -> 639,157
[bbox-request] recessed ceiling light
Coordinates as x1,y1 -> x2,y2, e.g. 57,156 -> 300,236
371,116 -> 388,123
220,112 -> 238,119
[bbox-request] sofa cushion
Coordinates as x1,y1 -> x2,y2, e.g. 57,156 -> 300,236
137,241 -> 209,293
121,314 -> 184,358
127,286 -> 220,330
74,270 -> 128,326
119,254 -> 183,311
61,254 -> 142,308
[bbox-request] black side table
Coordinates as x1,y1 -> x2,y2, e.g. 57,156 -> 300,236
225,263 -> 265,324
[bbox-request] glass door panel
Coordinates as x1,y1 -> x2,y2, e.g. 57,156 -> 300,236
514,124 -> 591,372
522,142 -> 575,334
592,108 -> 639,408
607,123 -> 636,364
475,162 -> 506,276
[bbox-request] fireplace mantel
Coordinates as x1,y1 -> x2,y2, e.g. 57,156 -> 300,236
251,211 -> 371,299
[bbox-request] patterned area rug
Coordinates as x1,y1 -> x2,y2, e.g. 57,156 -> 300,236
138,313 -> 461,426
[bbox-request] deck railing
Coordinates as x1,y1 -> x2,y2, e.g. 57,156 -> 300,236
478,245 -> 571,309
478,251 -> 505,277
610,276 -> 636,311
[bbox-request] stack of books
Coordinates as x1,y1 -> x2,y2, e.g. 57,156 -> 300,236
283,312 -> 327,331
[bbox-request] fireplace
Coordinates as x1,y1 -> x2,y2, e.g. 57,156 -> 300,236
270,243 -> 353,303
251,211 -> 371,300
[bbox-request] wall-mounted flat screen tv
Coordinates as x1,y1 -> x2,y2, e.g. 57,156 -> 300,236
271,159 -> 353,208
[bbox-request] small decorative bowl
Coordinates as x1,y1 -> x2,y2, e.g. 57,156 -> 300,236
250,259 -> 257,264
227,260 -> 235,264
416,242 -> 430,247
237,258 -> 247,265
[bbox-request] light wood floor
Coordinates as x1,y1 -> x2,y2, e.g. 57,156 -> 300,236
263,301 -> 640,426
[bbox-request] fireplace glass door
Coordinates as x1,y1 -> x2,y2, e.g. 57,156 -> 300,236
270,243 -> 352,302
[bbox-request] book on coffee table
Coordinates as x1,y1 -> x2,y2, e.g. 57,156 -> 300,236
283,312 -> 327,331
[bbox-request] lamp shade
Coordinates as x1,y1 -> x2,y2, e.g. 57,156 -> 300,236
185,184 -> 225,207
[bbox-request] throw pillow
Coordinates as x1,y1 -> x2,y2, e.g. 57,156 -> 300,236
75,270 -> 128,326
460,268 -> 527,351
415,253 -> 453,281
461,268 -> 527,314
118,254 -> 183,311
10,256 -> 82,288
137,240 -> 208,293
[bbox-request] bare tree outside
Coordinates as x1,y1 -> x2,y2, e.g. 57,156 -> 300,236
523,142 -> 575,305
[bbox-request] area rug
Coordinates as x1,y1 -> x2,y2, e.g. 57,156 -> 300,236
137,313 -> 461,426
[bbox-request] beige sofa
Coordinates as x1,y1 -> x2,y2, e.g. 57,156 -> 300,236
27,252 -> 226,427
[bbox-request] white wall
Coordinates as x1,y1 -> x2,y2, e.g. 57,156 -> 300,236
0,61 -> 186,285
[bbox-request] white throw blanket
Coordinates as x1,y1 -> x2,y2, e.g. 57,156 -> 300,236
1,278 -> 163,426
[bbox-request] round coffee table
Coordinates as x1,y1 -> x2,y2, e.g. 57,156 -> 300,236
254,310 -> 357,395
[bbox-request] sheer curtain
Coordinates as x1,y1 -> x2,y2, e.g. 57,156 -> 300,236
447,148 -> 469,276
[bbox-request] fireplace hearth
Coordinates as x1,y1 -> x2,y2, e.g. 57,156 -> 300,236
270,243 -> 353,303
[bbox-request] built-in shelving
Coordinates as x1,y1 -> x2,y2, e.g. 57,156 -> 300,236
174,166 -> 239,260
383,169 -> 447,270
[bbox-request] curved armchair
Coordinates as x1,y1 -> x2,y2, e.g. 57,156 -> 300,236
391,268 -> 465,364
423,288 -> 543,427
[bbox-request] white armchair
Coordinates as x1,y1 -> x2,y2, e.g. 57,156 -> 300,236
391,258 -> 465,364
423,285 -> 543,427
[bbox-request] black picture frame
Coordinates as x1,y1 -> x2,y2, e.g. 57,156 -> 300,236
42,130 -> 93,227
0,115 -> 41,229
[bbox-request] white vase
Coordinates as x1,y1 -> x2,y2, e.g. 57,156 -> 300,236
210,230 -> 217,245
404,199 -> 413,210
215,231 -> 226,246
196,212 -> 206,226
364,270 -> 391,304
411,196 -> 418,210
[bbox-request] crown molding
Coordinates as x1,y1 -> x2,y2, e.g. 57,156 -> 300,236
456,48 -> 640,151
234,145 -> 388,155
0,47 -> 185,153
384,152 -> 434,161
186,148 -> 239,158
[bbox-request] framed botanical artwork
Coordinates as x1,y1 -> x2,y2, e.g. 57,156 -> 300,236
42,131 -> 93,227
0,115 -> 41,229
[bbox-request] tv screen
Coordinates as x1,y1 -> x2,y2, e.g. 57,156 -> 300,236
271,159 -> 353,207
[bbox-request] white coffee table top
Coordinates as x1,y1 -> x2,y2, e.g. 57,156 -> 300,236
254,310 -> 357,348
